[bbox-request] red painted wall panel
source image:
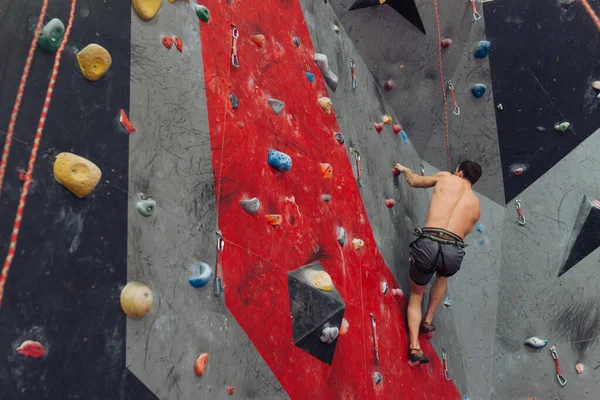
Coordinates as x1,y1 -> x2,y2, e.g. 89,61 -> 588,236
199,0 -> 462,398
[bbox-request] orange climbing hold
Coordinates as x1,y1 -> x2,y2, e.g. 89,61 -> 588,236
383,115 -> 392,124
339,318 -> 350,336
318,97 -> 332,115
266,214 -> 283,226
251,34 -> 265,47
374,123 -> 383,133
16,340 -> 46,358
120,109 -> 136,135
161,35 -> 173,49
173,36 -> 183,52
320,163 -> 333,181
194,353 -> 209,376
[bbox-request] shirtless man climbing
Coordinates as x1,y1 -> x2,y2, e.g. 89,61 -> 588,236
392,160 -> 482,365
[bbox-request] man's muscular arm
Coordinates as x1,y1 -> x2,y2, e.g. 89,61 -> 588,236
393,163 -> 449,188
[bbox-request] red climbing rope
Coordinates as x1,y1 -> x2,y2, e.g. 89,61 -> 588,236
581,0 -> 600,31
0,0 -> 49,197
0,0 -> 78,308
433,0 -> 452,171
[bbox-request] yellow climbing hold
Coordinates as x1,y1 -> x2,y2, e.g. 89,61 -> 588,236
319,97 -> 332,115
132,0 -> 162,21
352,238 -> 364,250
383,114 -> 392,124
168,0 -> 189,3
77,44 -> 112,81
379,0 -> 386,4
120,282 -> 154,318
53,152 -> 101,198
307,270 -> 333,291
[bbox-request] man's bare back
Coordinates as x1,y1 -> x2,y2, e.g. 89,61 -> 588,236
425,172 -> 480,239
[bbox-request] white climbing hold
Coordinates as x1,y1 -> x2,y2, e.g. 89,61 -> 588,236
443,296 -> 452,306
320,326 -> 340,344
524,336 -> 548,348
268,98 -> 285,115
314,53 -> 338,91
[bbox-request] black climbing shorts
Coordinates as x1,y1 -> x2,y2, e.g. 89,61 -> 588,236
409,228 -> 466,286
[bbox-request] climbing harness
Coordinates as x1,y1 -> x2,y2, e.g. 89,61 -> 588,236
447,81 -> 460,116
515,200 -> 526,226
471,0 -> 482,21
420,164 -> 425,176
412,227 -> 467,248
214,230 -> 224,296
350,148 -> 362,187
550,346 -> 567,386
350,59 -> 356,90
581,0 -> 600,32
442,348 -> 451,381
370,313 -> 380,364
231,24 -> 240,68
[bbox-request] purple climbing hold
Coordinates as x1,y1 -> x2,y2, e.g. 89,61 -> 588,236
230,92 -> 239,109
268,149 -> 292,172
268,98 -> 285,115
240,197 -> 260,214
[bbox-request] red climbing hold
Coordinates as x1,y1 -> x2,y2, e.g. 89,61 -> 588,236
18,170 -> 28,182
16,340 -> 46,358
392,124 -> 402,134
161,35 -> 173,49
120,109 -> 136,135
173,36 -> 183,52
384,79 -> 394,91
441,38 -> 452,48
194,353 -> 209,376
392,168 -> 400,176
320,163 -> 333,182
374,123 -> 384,133
226,386 -> 235,395
385,199 -> 396,208
513,168 -> 524,176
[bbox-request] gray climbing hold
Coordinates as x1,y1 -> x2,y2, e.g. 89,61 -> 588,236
292,36 -> 301,47
322,194 -> 332,202
136,198 -> 156,217
314,53 -> 338,91
336,227 -> 346,247
373,371 -> 382,384
335,132 -> 345,144
268,98 -> 285,115
240,198 -> 260,214
536,126 -> 546,132
320,326 -> 339,344
443,296 -> 452,306
230,92 -> 239,109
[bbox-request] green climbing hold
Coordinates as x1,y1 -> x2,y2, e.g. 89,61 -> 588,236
38,18 -> 65,53
136,198 -> 157,217
554,121 -> 571,132
194,4 -> 210,22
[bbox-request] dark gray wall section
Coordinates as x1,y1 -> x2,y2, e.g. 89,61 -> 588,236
127,2 -> 286,399
327,0 -> 504,205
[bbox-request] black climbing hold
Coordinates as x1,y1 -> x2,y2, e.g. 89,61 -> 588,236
335,132 -> 345,144
293,36 -> 301,47
558,196 -> 600,277
373,371 -> 382,384
288,262 -> 345,364
230,92 -> 239,109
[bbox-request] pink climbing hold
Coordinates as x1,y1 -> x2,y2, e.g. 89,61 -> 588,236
576,363 -> 584,374
385,199 -> 396,208
384,79 -> 394,91
441,38 -> 452,48
226,386 -> 235,395
392,288 -> 404,299
374,123 -> 384,133
510,163 -> 527,176
16,340 -> 46,358
161,35 -> 173,49
392,124 -> 402,134
392,168 -> 400,176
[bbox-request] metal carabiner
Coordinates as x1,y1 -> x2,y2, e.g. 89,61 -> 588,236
214,230 -> 224,296
350,59 -> 357,90
471,0 -> 482,20
442,348 -> 451,381
515,200 -> 526,226
231,24 -> 240,68
550,346 -> 567,386
447,81 -> 460,116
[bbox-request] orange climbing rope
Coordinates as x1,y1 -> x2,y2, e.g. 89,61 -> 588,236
0,0 -> 49,197
581,0 -> 600,31
433,0 -> 452,171
0,0 -> 78,308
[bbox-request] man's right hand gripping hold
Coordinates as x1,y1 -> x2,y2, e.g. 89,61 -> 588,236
393,161 -> 482,366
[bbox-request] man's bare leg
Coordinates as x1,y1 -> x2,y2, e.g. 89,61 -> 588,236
407,279 -> 427,350
423,274 -> 448,325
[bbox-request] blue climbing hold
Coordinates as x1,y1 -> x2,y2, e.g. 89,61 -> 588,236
268,149 -> 292,172
400,130 -> 408,143
188,261 -> 214,288
471,83 -> 487,98
475,223 -> 484,233
474,40 -> 490,59
306,72 -> 315,83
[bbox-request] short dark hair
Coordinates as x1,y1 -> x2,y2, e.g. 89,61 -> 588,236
457,161 -> 482,185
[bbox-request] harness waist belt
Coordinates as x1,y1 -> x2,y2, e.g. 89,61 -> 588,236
413,227 -> 467,248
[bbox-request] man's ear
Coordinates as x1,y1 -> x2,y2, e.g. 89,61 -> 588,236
456,170 -> 464,178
